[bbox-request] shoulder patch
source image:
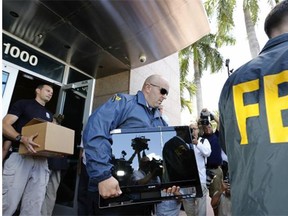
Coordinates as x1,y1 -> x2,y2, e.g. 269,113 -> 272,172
112,94 -> 122,102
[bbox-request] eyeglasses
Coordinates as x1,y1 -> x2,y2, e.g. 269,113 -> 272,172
190,128 -> 198,131
149,83 -> 169,96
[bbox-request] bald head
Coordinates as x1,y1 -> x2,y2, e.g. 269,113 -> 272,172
142,74 -> 169,90
142,74 -> 169,108
264,0 -> 288,38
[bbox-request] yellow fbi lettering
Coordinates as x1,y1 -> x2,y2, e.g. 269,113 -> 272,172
233,70 -> 288,144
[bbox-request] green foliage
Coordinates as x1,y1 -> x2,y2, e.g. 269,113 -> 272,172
179,31 -> 235,113
179,0 -> 279,115
243,0 -> 260,24
205,0 -> 236,35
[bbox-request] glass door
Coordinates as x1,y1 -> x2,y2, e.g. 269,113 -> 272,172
2,62 -> 19,118
53,79 -> 95,214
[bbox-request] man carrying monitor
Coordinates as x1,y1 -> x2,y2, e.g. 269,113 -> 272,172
83,74 -> 180,215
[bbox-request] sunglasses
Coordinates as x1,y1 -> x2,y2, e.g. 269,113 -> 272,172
149,83 -> 169,96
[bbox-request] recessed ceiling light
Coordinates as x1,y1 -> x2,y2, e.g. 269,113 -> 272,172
9,11 -> 19,18
36,33 -> 43,39
64,44 -> 71,49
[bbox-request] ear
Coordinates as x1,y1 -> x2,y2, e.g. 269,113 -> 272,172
143,83 -> 151,94
35,88 -> 41,94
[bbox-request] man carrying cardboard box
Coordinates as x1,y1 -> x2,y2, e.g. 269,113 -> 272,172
2,83 -> 54,215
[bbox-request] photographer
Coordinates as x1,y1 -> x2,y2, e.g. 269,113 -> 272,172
199,108 -> 223,216
182,123 -> 211,216
130,156 -> 162,215
210,178 -> 231,216
131,156 -> 162,186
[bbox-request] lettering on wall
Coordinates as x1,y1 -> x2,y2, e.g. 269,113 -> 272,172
3,35 -> 65,82
3,42 -> 38,66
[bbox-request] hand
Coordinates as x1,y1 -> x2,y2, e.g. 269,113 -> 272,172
210,113 -> 215,121
21,133 -> 40,153
163,185 -> 181,196
151,167 -> 162,177
98,176 -> 122,199
192,138 -> 198,145
222,181 -> 231,197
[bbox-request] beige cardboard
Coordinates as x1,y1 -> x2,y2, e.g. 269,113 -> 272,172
19,118 -> 74,157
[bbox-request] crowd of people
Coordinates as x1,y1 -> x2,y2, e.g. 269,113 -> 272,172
2,0 -> 287,215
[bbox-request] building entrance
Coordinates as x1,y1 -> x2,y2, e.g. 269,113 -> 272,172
2,61 -> 94,215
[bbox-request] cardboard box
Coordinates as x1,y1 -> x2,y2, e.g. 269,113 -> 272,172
19,118 -> 75,157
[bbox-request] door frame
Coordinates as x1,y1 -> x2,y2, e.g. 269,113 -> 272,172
56,79 -> 95,126
2,62 -> 19,118
53,79 -> 95,215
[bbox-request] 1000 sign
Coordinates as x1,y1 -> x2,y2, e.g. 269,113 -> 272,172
3,43 -> 38,66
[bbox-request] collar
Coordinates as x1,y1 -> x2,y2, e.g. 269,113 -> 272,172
137,90 -> 157,111
136,91 -> 148,107
260,33 -> 288,55
136,91 -> 163,119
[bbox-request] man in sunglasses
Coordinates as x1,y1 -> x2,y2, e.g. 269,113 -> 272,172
82,74 -> 179,215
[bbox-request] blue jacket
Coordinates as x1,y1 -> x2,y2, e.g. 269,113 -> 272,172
219,33 -> 288,215
83,91 -> 167,191
203,130 -> 222,167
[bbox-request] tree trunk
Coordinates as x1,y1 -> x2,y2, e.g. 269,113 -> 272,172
193,61 -> 203,116
243,7 -> 260,58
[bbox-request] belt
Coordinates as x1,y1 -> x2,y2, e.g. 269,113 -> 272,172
11,147 -> 19,152
206,165 -> 220,169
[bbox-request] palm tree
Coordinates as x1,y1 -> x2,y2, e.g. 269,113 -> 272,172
179,0 -> 279,114
179,0 -> 236,115
179,33 -> 234,115
206,0 -> 276,59
179,52 -> 196,113
243,0 -> 260,58
243,0 -> 282,58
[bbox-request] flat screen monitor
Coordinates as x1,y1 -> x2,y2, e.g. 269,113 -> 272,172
99,126 -> 202,208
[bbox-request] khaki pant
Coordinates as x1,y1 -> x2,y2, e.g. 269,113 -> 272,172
2,153 -> 50,216
41,170 -> 61,216
182,183 -> 208,216
208,167 -> 223,198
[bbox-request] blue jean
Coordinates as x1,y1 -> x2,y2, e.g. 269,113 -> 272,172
155,200 -> 181,216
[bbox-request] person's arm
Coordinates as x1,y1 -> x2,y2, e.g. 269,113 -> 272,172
195,138 -> 211,157
133,170 -> 156,185
2,140 -> 12,161
2,114 -> 39,153
3,114 -> 20,141
212,114 -> 220,131
83,94 -> 128,198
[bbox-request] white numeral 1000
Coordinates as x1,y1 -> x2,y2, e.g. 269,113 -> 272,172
3,43 -> 38,66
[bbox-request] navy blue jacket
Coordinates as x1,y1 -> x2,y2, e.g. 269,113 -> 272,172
219,33 -> 288,215
83,91 -> 167,191
203,130 -> 222,167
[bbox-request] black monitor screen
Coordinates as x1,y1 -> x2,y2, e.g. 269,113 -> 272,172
99,126 -> 202,208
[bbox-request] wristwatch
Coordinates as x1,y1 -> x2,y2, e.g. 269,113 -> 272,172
15,134 -> 22,142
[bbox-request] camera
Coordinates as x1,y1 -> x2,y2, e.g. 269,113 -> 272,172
139,54 -> 147,63
131,136 -> 150,152
206,169 -> 216,188
199,110 -> 214,125
148,158 -> 163,176
189,128 -> 195,140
